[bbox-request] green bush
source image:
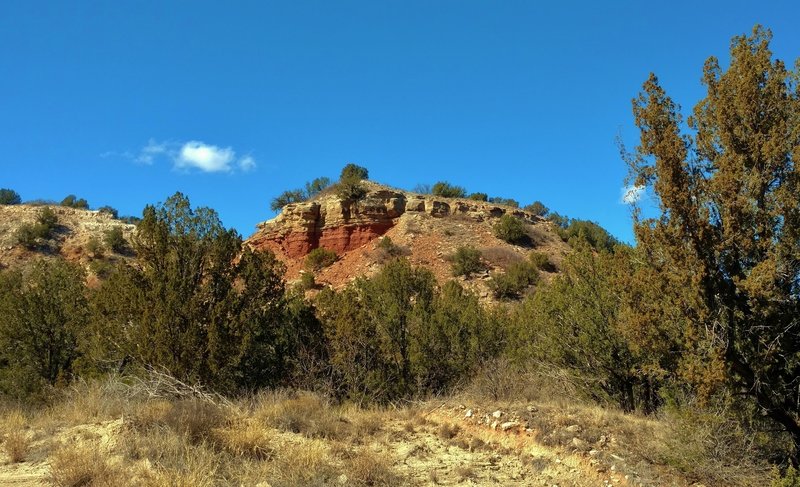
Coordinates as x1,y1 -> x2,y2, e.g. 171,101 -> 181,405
468,192 -> 488,201
773,466 -> 800,487
488,197 -> 519,208
524,201 -> 549,216
489,261 -> 538,299
493,215 -> 528,245
559,219 -> 618,252
528,251 -> 555,272
61,194 -> 89,209
97,206 -> 119,218
305,248 -> 338,271
448,246 -> 485,278
340,163 -> 369,181
15,207 -> 58,249
104,227 -> 126,254
375,236 -> 405,261
431,181 -> 466,198
0,188 -> 21,205
0,260 -> 88,398
297,272 -> 317,291
85,237 -> 104,258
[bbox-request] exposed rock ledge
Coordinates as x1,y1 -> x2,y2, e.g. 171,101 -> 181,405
246,183 -> 541,259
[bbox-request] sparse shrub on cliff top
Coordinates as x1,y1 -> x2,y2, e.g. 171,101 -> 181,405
524,200 -> 549,216
468,192 -> 488,201
305,248 -> 338,271
0,188 -> 21,205
489,196 -> 519,208
97,205 -> 119,218
60,194 -> 89,209
431,181 -> 466,198
340,163 -> 368,181
448,246 -> 485,278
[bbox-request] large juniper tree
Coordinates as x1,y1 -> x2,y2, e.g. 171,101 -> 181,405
627,26 -> 800,460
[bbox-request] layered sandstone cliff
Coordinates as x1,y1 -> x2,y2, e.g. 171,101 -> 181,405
246,182 -> 543,259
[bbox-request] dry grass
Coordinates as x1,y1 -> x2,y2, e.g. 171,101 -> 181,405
2,410 -> 30,463
211,418 -> 273,459
481,246 -> 523,270
49,444 -> 122,487
255,391 -> 346,439
344,449 -> 404,486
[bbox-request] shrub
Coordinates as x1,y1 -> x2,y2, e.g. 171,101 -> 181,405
97,205 -> 118,218
524,201 -> 549,216
559,219 -> 618,252
305,248 -> 338,271
448,246 -> 485,278
270,189 -> 305,211
103,227 -> 126,254
340,163 -> 369,181
0,188 -> 21,205
335,177 -> 367,201
61,194 -> 89,209
375,236 -> 405,261
489,196 -> 519,208
15,207 -> 58,249
529,251 -> 555,272
412,183 -> 431,194
85,236 -> 104,258
489,261 -> 538,299
2,410 -> 29,463
431,181 -> 466,198
305,177 -> 332,197
49,444 -> 122,487
297,272 -> 317,291
493,215 -> 528,245
468,192 -> 488,201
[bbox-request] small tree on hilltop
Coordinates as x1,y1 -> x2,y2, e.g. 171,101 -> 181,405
0,189 -> 21,205
524,201 -> 549,216
431,181 -> 466,198
340,163 -> 369,181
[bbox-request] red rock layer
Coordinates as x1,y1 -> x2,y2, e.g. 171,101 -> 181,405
248,222 -> 393,259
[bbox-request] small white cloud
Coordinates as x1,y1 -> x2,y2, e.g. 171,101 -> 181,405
136,139 -> 168,165
621,185 -> 645,204
176,141 -> 236,173
238,155 -> 256,172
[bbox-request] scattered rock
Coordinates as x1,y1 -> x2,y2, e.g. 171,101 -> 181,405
500,421 -> 519,432
465,409 -> 473,418
492,410 -> 503,419
564,424 -> 581,433
571,437 -> 590,451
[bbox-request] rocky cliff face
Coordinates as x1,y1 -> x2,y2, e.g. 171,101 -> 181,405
246,182 -> 542,259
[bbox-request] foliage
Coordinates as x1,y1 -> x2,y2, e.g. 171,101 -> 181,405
488,197 -> 519,208
297,272 -> 317,291
97,206 -> 118,218
448,246 -> 485,277
528,251 -> 555,272
104,227 -> 127,254
84,192 -> 304,392
85,237 -> 104,258
15,207 -> 58,249
524,201 -> 549,216
0,188 -> 21,205
489,260 -> 538,300
468,192 -> 488,201
316,258 -> 502,402
305,248 -> 338,271
493,215 -> 528,245
270,177 -> 332,211
340,163 -> 369,181
547,211 -> 570,229
60,194 -> 89,209
627,26 -> 800,458
773,467 -> 800,487
412,183 -> 431,194
0,260 -> 88,398
558,219 -> 618,252
431,181 -> 466,198
374,236 -> 405,261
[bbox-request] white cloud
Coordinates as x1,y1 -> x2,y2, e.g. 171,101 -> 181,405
110,139 -> 257,173
621,185 -> 645,204
176,141 -> 236,173
136,139 -> 168,165
238,155 -> 256,172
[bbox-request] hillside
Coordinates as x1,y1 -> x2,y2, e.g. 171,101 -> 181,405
0,204 -> 134,278
246,181 -> 570,297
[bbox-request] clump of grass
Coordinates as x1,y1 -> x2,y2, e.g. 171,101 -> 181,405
268,440 -> 337,487
454,464 -> 477,481
345,450 -> 404,486
2,410 -> 30,463
212,418 -> 273,460
256,392 -> 344,439
49,444 -> 122,487
161,399 -> 225,443
437,422 -> 460,440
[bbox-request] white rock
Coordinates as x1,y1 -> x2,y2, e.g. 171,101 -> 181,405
500,421 -> 519,432
465,409 -> 473,418
492,410 -> 503,418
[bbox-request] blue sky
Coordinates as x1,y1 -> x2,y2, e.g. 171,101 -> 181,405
1,1 -> 797,242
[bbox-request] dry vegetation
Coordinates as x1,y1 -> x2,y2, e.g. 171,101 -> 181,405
0,372 -> 782,487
